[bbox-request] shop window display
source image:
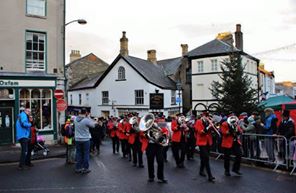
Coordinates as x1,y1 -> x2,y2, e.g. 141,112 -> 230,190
19,88 -> 52,130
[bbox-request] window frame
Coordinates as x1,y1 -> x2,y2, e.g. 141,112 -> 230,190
25,30 -> 47,72
171,90 -> 176,105
78,94 -> 82,105
135,90 -> 144,105
102,91 -> 109,105
26,0 -> 47,17
197,61 -> 204,73
117,66 -> 126,81
211,59 -> 218,72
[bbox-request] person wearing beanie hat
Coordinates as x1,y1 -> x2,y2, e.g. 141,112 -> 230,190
277,110 -> 295,160
263,108 -> 277,162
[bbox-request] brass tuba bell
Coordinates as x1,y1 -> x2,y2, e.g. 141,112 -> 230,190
139,113 -> 169,146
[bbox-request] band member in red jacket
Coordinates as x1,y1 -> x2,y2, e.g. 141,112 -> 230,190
128,116 -> 144,168
117,117 -> 128,158
194,115 -> 215,182
171,114 -> 189,168
141,114 -> 168,184
107,117 -> 119,154
221,115 -> 243,176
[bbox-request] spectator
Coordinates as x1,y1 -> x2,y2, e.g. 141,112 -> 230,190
277,110 -> 295,161
16,108 -> 32,170
64,116 -> 75,164
74,108 -> 96,174
263,108 -> 278,161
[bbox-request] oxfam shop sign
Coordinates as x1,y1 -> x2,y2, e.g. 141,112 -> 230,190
0,80 -> 19,86
0,79 -> 55,87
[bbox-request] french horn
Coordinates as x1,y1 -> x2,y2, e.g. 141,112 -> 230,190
139,113 -> 169,146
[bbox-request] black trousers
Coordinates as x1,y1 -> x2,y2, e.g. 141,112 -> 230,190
162,146 -> 169,161
111,136 -> 120,154
172,141 -> 186,166
186,138 -> 196,159
146,143 -> 164,180
223,141 -> 242,173
131,140 -> 143,166
199,145 -> 213,178
121,139 -> 128,157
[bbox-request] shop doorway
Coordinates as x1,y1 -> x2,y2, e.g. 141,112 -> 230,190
0,107 -> 14,145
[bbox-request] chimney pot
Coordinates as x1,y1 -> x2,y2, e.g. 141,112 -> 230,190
181,44 -> 188,56
147,50 -> 157,64
235,24 -> 243,50
69,50 -> 81,63
120,31 -> 129,56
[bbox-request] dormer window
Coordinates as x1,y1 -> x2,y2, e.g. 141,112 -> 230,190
117,66 -> 126,80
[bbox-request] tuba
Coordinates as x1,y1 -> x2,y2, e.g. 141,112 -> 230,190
129,116 -> 140,132
139,113 -> 169,146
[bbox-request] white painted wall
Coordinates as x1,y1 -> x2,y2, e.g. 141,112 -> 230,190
191,55 -> 258,111
68,58 -> 180,117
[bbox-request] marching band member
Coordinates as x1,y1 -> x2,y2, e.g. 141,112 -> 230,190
186,115 -> 196,160
221,115 -> 243,176
140,114 -> 168,183
124,115 -> 132,161
117,116 -> 128,158
171,114 -> 189,168
107,117 -> 119,154
128,115 -> 144,167
194,113 -> 215,182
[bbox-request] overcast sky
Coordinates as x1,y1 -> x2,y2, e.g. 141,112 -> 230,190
66,0 -> 296,82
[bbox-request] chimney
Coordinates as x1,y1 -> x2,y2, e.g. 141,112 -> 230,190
235,24 -> 243,51
181,44 -> 188,56
70,50 -> 81,62
120,31 -> 129,56
147,50 -> 157,64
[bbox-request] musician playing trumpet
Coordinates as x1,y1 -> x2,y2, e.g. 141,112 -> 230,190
221,115 -> 243,176
171,114 -> 189,168
194,112 -> 215,182
107,117 -> 120,154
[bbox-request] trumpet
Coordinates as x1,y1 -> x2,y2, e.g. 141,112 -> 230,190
202,116 -> 221,137
227,116 -> 239,134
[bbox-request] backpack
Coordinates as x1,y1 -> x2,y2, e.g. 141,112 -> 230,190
65,124 -> 75,138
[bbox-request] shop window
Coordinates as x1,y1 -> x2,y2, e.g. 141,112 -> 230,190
0,89 -> 15,100
19,88 -> 52,130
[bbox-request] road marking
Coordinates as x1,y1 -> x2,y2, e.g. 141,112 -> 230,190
94,157 -> 108,172
0,185 -> 118,192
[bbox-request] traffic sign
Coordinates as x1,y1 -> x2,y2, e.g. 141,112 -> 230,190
54,89 -> 64,99
56,99 -> 67,112
176,97 -> 181,103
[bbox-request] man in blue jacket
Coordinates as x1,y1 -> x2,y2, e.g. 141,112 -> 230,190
16,108 -> 32,170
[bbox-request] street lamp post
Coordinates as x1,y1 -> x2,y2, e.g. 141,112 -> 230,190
176,81 -> 182,113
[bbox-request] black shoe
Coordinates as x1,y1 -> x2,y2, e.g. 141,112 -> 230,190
177,163 -> 185,168
157,179 -> 168,183
138,165 -> 144,168
26,163 -> 34,167
148,178 -> 154,182
75,169 -> 83,174
208,176 -> 215,182
199,172 -> 206,177
132,163 -> 137,167
225,171 -> 231,176
82,169 -> 91,174
232,170 -> 242,176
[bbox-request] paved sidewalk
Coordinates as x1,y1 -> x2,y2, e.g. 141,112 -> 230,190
0,144 -> 66,164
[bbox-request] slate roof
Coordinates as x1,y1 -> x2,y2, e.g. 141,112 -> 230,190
158,57 -> 182,76
66,53 -> 109,68
70,72 -> 104,90
123,56 -> 177,89
188,39 -> 240,58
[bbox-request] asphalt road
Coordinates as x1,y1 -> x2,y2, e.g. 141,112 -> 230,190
0,141 -> 295,193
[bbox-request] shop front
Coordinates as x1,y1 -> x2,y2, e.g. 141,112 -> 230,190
0,75 -> 58,145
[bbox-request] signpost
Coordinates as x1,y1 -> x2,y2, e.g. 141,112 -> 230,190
54,89 -> 64,100
56,99 -> 67,112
